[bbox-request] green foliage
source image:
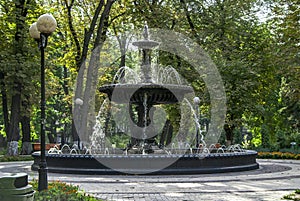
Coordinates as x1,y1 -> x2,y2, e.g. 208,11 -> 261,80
241,135 -> 251,149
283,189 -> 300,201
0,0 -> 299,151
257,152 -> 300,160
109,133 -> 130,149
0,155 -> 33,162
30,180 -> 100,201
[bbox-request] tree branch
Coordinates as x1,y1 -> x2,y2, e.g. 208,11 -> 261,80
79,0 -> 105,70
94,0 -> 114,49
108,11 -> 126,26
180,0 -> 201,45
65,0 -> 82,70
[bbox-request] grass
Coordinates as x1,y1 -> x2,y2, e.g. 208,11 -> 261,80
0,155 -> 33,162
0,147 -> 33,162
30,180 -> 101,201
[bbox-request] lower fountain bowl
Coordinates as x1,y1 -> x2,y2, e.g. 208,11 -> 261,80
99,83 -> 194,104
31,150 -> 259,175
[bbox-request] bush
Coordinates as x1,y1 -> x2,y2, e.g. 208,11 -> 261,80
257,152 -> 300,160
30,180 -> 100,201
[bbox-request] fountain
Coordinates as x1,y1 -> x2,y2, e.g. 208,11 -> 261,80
31,25 -> 258,175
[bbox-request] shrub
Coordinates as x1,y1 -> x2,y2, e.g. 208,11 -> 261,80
30,180 -> 100,201
257,152 -> 300,160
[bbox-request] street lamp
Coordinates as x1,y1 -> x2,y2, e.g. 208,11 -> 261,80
193,97 -> 200,147
29,14 -> 57,191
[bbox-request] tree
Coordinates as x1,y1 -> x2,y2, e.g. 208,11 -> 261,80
260,0 -> 300,148
61,0 -> 115,146
0,0 -> 296,152
176,0 -> 283,145
0,0 -> 39,155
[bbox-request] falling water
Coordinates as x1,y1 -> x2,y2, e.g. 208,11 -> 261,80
143,93 -> 148,141
70,149 -> 78,154
105,148 -> 110,155
61,144 -> 71,154
112,65 -> 184,85
90,98 -> 110,154
113,66 -> 140,84
152,65 -> 183,85
182,98 -> 207,151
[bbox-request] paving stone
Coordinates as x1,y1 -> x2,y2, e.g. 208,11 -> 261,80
0,159 -> 299,201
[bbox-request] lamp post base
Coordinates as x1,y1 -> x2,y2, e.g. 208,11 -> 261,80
38,162 -> 48,191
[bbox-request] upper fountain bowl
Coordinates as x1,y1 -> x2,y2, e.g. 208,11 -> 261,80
132,40 -> 160,49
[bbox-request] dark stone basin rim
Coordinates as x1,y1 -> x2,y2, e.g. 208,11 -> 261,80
99,83 -> 194,92
99,84 -> 194,104
31,151 -> 259,175
32,150 -> 257,159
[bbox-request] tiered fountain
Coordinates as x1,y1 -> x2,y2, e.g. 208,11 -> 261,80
31,26 -> 258,174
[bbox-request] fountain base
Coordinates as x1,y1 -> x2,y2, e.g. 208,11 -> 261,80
31,151 -> 259,175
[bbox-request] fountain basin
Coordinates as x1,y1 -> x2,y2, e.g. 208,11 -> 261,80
31,150 -> 258,175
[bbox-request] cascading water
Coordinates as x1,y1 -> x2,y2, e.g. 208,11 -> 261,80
143,93 -> 148,142
152,65 -> 183,85
113,66 -> 140,84
182,98 -> 208,153
89,98 -> 110,154
113,64 -> 185,86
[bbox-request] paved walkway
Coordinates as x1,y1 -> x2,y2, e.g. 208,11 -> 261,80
0,159 -> 300,201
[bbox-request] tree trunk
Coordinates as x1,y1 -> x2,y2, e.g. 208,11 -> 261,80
7,83 -> 22,156
0,72 -> 8,147
104,102 -> 112,135
20,115 -> 32,154
48,133 -> 55,144
73,0 -> 114,148
71,119 -> 80,147
70,0 -> 105,147
47,121 -> 55,143
7,0 -> 30,156
160,119 -> 173,147
61,65 -> 68,146
224,123 -> 235,146
118,35 -> 126,81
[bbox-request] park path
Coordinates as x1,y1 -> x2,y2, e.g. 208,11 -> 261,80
0,159 -> 299,201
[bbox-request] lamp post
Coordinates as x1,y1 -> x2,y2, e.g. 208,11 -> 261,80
193,97 -> 200,147
29,14 -> 57,191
